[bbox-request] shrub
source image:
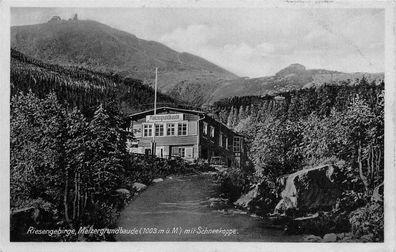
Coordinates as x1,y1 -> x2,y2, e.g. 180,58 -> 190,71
349,202 -> 384,241
218,167 -> 252,202
248,178 -> 278,215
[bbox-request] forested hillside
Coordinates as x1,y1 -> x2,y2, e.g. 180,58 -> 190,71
216,79 -> 384,241
211,78 -> 384,130
11,49 -> 183,115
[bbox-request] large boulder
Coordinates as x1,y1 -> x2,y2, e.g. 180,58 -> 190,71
275,164 -> 341,214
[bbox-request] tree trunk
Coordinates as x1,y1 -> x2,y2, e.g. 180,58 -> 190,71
358,144 -> 369,191
77,172 -> 81,220
371,146 -> 375,182
64,169 -> 71,223
73,172 -> 77,220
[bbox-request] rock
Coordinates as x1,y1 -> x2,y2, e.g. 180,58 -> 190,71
360,234 -> 374,242
153,178 -> 164,183
303,234 -> 322,242
132,182 -> 147,192
336,232 -> 345,240
227,209 -> 247,215
294,212 -> 319,221
274,164 -> 341,214
218,209 -> 247,216
208,197 -> 228,209
202,171 -> 217,175
371,182 -> 384,203
234,185 -> 259,208
167,176 -> 173,180
116,188 -> 130,195
323,233 -> 337,242
275,197 -> 297,214
340,232 -> 353,241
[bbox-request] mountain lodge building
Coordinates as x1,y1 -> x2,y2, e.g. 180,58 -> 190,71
126,107 -> 246,168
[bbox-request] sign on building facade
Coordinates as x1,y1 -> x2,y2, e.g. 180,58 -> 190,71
146,114 -> 183,122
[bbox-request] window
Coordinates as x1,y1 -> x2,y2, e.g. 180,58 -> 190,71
178,123 -> 187,136
225,137 -> 229,149
219,132 -> 223,147
233,136 -> 241,152
178,147 -> 185,157
155,124 -> 164,136
210,126 -> 215,138
145,149 -> 151,156
167,123 -> 176,136
143,124 -> 153,137
203,122 -> 208,135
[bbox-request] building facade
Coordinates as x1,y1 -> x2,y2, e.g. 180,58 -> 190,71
126,107 -> 246,168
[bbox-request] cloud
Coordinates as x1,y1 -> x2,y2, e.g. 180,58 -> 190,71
159,24 -> 219,53
156,8 -> 383,77
159,24 -> 282,77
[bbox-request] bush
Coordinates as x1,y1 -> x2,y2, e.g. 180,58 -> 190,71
248,178 -> 278,215
349,202 -> 384,241
190,159 -> 216,172
123,155 -> 193,186
337,190 -> 368,212
218,167 -> 252,202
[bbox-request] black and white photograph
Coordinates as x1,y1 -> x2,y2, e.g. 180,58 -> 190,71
1,0 -> 395,251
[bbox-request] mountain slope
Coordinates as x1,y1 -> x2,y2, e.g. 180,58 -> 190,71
10,49 -> 183,115
11,18 -> 237,104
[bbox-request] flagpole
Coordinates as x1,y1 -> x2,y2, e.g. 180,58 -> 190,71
154,67 -> 158,115
152,68 -> 158,157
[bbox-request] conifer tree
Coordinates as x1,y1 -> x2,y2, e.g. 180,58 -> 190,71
227,106 -> 235,128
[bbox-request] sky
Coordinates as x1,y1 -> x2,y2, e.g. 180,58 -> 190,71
11,7 -> 384,78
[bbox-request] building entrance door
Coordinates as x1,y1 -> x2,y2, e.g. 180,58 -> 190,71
156,146 -> 164,158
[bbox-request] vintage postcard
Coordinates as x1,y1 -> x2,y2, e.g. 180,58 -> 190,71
0,0 -> 395,251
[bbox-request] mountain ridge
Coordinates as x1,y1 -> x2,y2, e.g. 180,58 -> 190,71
11,18 -> 384,106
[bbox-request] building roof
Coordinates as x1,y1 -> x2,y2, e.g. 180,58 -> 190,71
128,106 -> 205,119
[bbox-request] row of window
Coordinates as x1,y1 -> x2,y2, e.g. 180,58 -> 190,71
203,121 -> 242,152
141,121 -> 242,152
143,122 -> 188,137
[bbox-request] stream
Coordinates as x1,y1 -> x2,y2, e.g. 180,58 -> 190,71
116,173 -> 303,241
